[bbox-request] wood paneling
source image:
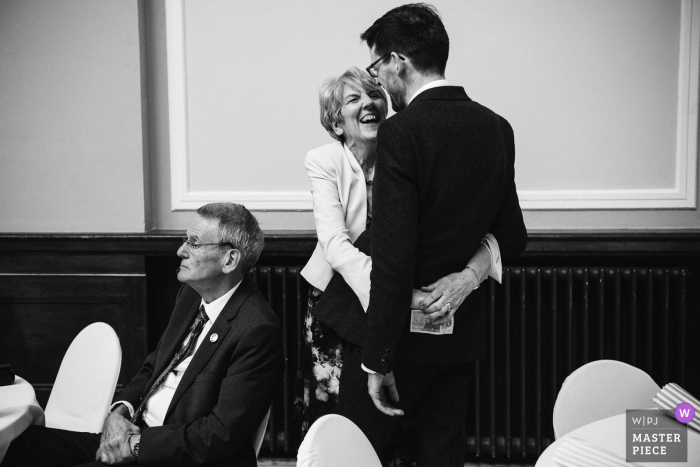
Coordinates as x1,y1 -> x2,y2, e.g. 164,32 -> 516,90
0,252 -> 146,408
4,230 -> 700,257
0,230 -> 698,437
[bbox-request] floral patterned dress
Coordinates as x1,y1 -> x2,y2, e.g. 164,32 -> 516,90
293,285 -> 417,466
293,180 -> 418,466
294,287 -> 345,436
294,179 -> 375,438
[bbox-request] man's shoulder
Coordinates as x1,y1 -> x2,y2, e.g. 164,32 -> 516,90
389,93 -> 510,136
236,280 -> 281,329
413,95 -> 501,118
176,280 -> 280,330
461,99 -> 510,127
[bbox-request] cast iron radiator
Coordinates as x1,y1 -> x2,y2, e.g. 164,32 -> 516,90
250,266 -> 689,460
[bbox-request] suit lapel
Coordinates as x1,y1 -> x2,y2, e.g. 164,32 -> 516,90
164,276 -> 254,420
145,289 -> 200,392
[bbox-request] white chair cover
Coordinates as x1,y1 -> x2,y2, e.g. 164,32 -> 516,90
0,377 -> 45,463
253,406 -> 270,458
44,322 -> 121,433
297,414 -> 381,467
553,359 -> 660,439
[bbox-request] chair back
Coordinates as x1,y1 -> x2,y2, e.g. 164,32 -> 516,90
297,414 -> 381,467
553,359 -> 660,438
253,406 -> 271,457
44,322 -> 121,432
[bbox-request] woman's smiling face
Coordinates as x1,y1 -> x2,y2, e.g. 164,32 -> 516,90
333,85 -> 387,146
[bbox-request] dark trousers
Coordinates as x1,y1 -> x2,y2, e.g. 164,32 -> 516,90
2,425 -> 121,467
337,343 -> 475,467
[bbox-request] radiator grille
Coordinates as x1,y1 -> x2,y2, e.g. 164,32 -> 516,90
251,266 -> 689,460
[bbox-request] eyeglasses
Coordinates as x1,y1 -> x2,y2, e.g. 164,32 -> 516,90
366,52 -> 392,79
181,237 -> 234,251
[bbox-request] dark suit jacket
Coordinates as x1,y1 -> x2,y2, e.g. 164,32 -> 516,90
312,230 -> 370,347
363,86 -> 527,373
115,275 -> 284,467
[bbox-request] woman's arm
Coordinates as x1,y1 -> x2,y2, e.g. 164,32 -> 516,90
306,148 -> 503,314
416,239 -> 495,324
306,149 -> 372,310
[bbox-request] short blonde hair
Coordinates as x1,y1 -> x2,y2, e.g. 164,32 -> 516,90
319,67 -> 387,142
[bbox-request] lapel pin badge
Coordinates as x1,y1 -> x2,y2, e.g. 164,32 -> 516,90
209,333 -> 218,343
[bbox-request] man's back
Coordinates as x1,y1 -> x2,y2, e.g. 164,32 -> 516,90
384,86 -> 523,284
366,85 -> 526,369
356,6 -> 527,465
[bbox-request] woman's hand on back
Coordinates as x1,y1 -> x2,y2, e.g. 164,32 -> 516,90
418,270 -> 479,325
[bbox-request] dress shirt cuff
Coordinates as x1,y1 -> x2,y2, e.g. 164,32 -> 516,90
361,363 -> 377,375
109,401 -> 135,419
482,233 -> 502,283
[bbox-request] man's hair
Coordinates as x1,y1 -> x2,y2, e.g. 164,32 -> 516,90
319,67 -> 387,142
360,3 -> 449,76
196,202 -> 264,273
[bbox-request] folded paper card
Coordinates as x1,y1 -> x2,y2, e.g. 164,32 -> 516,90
654,383 -> 700,433
552,437 -> 643,467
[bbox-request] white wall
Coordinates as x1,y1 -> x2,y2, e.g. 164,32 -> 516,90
152,0 -> 700,231
0,0 -> 148,232
2,1 -> 699,233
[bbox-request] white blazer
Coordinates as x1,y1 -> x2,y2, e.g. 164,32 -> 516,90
301,141 -> 373,310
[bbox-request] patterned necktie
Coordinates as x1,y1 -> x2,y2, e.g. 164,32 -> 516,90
131,305 -> 209,423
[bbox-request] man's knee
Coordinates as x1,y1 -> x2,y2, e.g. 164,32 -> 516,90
3,425 -> 45,466
3,425 -> 101,467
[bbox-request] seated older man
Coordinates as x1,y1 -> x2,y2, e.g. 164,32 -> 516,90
4,203 -> 284,467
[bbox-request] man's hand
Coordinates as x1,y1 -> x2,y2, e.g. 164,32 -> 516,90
367,371 -> 404,417
95,409 -> 140,465
419,269 -> 478,325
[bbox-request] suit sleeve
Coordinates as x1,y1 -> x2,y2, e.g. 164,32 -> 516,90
362,120 -> 418,373
488,117 -> 528,258
306,149 -> 372,310
137,321 -> 283,466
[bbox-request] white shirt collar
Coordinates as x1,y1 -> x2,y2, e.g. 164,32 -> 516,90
199,280 -> 241,324
407,79 -> 450,106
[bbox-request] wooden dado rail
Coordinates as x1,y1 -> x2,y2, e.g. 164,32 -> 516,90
0,231 -> 699,461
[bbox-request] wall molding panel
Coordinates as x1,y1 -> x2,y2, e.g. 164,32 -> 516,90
166,0 -> 311,211
166,0 -> 699,211
519,0 -> 699,210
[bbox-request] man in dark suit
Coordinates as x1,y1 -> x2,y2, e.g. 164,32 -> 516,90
336,4 -> 527,466
4,203 -> 284,467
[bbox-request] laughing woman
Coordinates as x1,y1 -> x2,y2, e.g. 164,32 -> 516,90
295,67 -> 500,463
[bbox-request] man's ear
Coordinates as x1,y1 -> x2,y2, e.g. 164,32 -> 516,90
391,52 -> 406,74
221,249 -> 242,274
